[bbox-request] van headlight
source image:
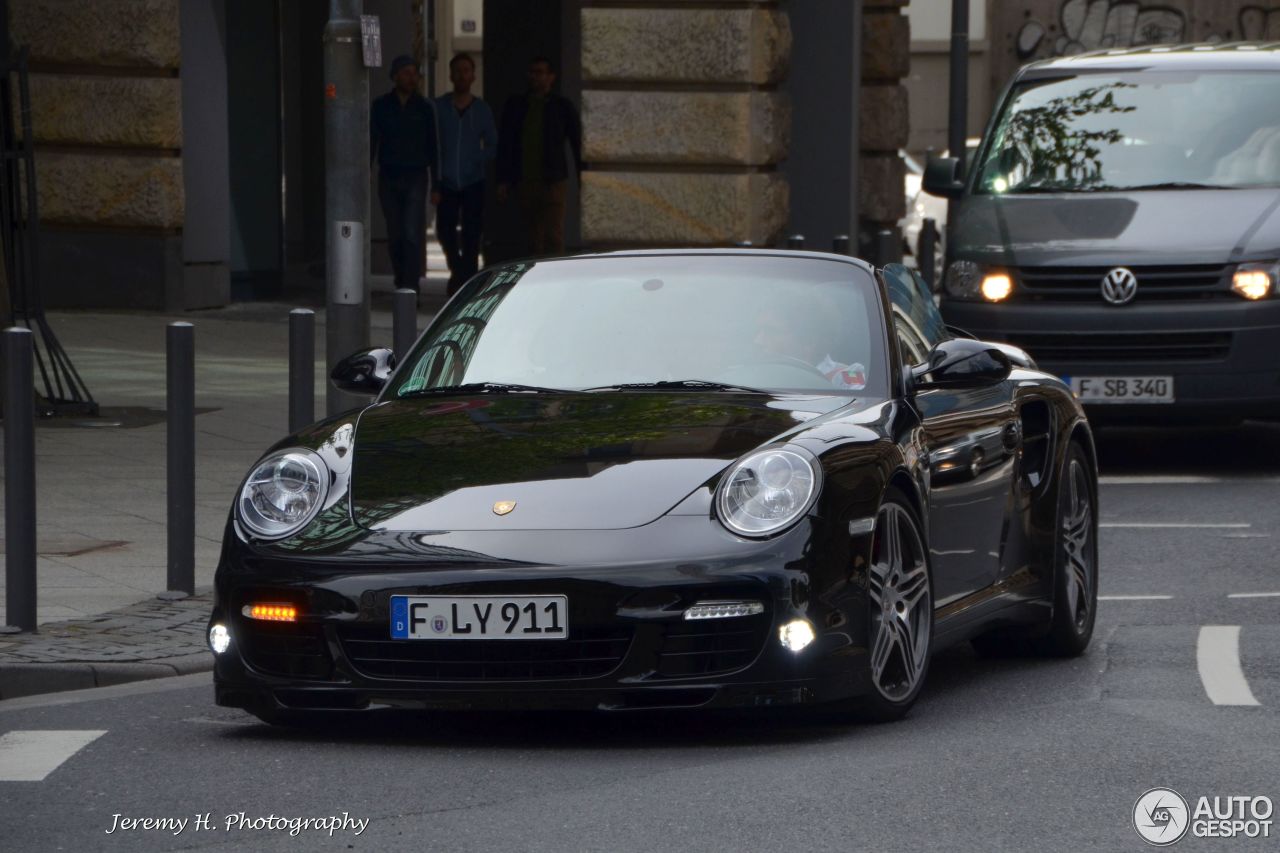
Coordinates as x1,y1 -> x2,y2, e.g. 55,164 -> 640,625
946,261 -> 1013,302
1232,262 -> 1277,300
716,447 -> 821,538
237,449 -> 330,540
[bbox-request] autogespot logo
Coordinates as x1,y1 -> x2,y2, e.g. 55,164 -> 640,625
1133,788 -> 1275,845
1134,788 -> 1190,846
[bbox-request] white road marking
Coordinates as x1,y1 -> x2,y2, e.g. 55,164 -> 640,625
1227,592 -> 1280,599
1099,594 -> 1174,601
1197,626 -> 1260,707
0,730 -> 107,781
1100,522 -> 1252,529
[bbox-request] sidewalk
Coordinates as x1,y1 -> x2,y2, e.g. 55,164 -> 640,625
0,276 -> 447,700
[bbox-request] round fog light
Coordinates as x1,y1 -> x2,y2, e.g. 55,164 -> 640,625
208,623 -> 231,655
778,619 -> 816,652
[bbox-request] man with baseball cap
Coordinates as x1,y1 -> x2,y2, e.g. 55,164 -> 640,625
371,54 -> 440,297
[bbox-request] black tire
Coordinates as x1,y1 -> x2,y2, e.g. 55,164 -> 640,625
1033,441 -> 1098,657
851,487 -> 935,723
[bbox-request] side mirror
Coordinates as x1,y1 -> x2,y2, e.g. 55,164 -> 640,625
922,156 -> 965,199
331,347 -> 396,395
911,338 -> 1011,391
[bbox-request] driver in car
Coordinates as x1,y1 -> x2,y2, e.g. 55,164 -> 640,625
752,302 -> 867,390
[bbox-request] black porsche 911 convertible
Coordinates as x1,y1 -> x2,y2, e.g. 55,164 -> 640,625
208,250 -> 1098,725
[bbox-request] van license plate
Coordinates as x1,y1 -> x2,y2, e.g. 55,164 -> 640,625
1067,376 -> 1173,404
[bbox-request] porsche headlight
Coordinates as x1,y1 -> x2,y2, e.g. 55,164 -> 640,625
716,447 -> 821,538
237,449 -> 330,540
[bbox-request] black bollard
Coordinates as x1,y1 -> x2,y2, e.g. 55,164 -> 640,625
787,234 -> 805,250
163,322 -> 195,599
832,234 -> 851,256
288,309 -> 315,434
919,218 -> 939,290
875,229 -> 901,267
393,288 -> 417,361
2,327 -> 36,633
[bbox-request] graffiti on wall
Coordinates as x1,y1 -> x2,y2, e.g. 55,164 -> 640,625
1016,1 -> 1186,59
1017,2 -> 1280,60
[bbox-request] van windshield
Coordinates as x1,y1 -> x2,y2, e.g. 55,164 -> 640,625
973,71 -> 1280,194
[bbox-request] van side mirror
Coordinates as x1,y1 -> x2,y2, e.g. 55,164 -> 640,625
331,347 -> 396,395
911,338 -> 1011,391
922,156 -> 965,199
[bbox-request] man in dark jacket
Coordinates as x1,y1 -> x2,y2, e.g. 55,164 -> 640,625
496,56 -> 582,256
371,55 -> 440,295
433,53 -> 497,296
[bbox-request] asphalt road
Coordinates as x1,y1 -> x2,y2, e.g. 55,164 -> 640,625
2,423 -> 1278,852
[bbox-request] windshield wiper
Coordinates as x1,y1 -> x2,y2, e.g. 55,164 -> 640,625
1113,181 -> 1237,191
399,382 -> 577,397
585,379 -> 768,394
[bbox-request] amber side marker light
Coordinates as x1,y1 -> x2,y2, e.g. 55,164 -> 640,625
242,603 -> 298,622
1232,269 -> 1273,301
980,273 -> 1013,302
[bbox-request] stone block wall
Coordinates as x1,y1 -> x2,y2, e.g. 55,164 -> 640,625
861,1 -> 909,229
8,0 -> 215,309
12,0 -> 184,231
580,2 -> 792,246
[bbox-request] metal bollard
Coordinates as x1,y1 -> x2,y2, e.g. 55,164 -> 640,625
393,288 -> 417,361
919,218 -> 939,290
288,309 -> 315,434
832,235 -> 851,256
2,327 -> 37,633
787,234 -> 805,250
163,322 -> 195,599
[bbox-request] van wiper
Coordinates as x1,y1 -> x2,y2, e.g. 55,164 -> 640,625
585,379 -> 768,394
400,382 -> 577,397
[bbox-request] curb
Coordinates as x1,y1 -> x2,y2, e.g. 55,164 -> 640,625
0,653 -> 212,701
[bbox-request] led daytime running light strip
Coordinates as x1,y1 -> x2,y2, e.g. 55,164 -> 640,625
683,601 -> 764,620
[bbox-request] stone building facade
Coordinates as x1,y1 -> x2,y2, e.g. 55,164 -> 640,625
8,0 -> 911,310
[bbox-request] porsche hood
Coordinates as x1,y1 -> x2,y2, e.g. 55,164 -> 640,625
346,393 -> 855,531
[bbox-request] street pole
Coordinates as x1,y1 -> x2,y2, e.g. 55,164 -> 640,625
947,0 -> 970,174
946,0 -> 970,264
325,0 -> 370,415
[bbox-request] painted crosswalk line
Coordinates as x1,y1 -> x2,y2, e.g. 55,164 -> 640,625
0,730 -> 107,781
1196,626 -> 1260,707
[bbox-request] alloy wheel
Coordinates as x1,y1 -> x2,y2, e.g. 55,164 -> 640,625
1061,459 -> 1094,632
868,502 -> 931,702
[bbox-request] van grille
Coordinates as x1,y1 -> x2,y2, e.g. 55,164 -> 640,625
1000,331 -> 1232,363
1016,264 -> 1229,301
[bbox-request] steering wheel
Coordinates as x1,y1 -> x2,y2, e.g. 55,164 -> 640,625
716,357 -> 831,387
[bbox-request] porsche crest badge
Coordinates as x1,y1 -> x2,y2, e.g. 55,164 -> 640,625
492,500 -> 516,516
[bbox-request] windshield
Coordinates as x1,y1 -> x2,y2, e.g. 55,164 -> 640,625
974,71 -> 1280,194
389,255 -> 886,398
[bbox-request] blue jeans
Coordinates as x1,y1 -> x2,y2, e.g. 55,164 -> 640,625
378,169 -> 428,291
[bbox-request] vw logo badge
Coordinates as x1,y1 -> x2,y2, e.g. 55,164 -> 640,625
1101,267 -> 1138,305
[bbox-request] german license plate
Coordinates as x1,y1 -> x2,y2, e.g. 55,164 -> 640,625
1066,375 -> 1174,404
389,595 -> 568,640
